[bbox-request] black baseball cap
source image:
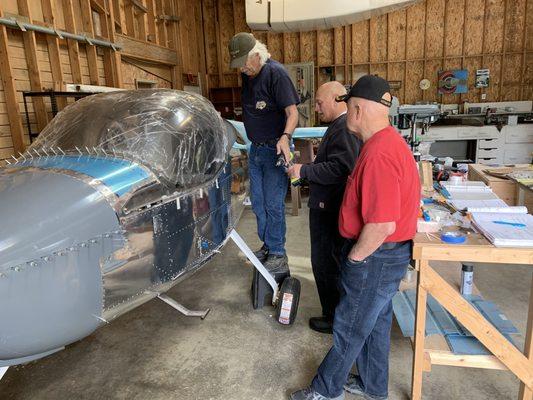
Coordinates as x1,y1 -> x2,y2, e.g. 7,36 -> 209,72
229,32 -> 256,69
336,75 -> 392,107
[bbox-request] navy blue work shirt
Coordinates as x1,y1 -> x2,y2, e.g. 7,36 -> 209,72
241,59 -> 300,143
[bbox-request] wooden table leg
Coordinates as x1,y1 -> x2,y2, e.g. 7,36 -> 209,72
519,274 -> 533,400
291,185 -> 299,216
411,260 -> 429,400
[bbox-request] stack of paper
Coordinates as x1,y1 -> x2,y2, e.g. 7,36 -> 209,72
448,198 -> 509,211
442,181 -> 500,201
446,191 -> 500,201
471,212 -> 533,247
441,181 -> 488,189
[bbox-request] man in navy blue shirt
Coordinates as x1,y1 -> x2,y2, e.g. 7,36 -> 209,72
229,32 -> 300,270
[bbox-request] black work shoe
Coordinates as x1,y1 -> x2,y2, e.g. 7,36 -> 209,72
253,244 -> 269,262
263,253 -> 288,273
309,316 -> 333,334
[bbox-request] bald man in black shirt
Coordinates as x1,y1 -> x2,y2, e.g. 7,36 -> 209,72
289,82 -> 361,334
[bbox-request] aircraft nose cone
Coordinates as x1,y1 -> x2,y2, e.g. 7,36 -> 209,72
0,168 -> 120,365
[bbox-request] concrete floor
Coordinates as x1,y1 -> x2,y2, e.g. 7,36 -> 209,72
1,201 -> 531,400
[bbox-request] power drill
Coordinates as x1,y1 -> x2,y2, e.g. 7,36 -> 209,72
276,152 -> 302,186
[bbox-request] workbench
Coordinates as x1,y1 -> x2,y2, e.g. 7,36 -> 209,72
410,233 -> 533,400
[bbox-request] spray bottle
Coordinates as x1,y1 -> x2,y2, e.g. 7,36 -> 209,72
461,263 -> 474,296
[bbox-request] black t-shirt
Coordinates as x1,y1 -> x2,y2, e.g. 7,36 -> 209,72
241,59 -> 300,143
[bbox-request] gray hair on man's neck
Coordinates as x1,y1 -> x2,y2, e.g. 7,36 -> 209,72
248,40 -> 271,65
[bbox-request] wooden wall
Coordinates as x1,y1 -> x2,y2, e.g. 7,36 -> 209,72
0,0 -> 203,164
201,0 -> 533,106
1,0 -> 532,164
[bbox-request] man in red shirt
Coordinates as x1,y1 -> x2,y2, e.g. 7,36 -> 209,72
291,75 -> 421,400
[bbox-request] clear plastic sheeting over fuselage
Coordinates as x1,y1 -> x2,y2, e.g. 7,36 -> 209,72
29,89 -> 235,190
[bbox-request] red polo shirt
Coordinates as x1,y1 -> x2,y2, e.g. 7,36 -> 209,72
339,126 -> 420,242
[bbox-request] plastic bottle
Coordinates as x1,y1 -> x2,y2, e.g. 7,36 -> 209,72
461,263 -> 474,296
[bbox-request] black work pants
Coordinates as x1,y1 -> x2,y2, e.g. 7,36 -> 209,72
309,208 -> 343,319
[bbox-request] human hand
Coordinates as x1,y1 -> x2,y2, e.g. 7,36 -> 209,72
276,135 -> 291,165
287,163 -> 302,179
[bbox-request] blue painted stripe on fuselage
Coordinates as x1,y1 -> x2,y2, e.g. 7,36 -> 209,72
17,155 -> 151,196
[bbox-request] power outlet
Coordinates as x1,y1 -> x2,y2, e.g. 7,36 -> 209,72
481,93 -> 487,100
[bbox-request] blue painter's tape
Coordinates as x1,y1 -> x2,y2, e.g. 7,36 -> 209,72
17,155 -> 151,197
440,231 -> 466,244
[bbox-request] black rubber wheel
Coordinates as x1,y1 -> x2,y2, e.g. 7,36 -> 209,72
275,277 -> 301,325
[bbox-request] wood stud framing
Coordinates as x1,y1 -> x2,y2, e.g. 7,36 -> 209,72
198,0 -> 532,104
17,0 -> 49,132
62,0 -> 83,84
41,0 -> 68,109
0,0 -> 532,163
80,0 -> 100,85
0,9 -> 26,154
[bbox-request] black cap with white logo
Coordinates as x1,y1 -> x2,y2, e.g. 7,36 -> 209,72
336,75 -> 392,107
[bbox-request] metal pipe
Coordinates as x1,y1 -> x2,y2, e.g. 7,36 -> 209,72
0,17 -> 121,50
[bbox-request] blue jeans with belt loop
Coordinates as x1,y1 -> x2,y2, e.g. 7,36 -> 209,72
248,143 -> 288,255
311,240 -> 412,399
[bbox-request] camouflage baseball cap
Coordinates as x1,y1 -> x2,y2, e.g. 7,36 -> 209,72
228,32 -> 256,69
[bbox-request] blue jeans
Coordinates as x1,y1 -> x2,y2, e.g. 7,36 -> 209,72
312,240 -> 411,398
249,144 -> 288,255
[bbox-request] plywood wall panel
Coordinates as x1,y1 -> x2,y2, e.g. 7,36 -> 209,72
425,59 -> 443,102
232,0 -> 249,33
504,0 -> 526,53
523,53 -> 533,99
218,0 -> 234,73
51,0 -> 66,30
317,30 -> 333,66
351,21 -> 369,63
1,0 -> 532,154
268,33 -> 284,63
300,31 -> 316,62
484,55 -> 502,101
388,9 -> 406,62
464,0 -> 485,55
254,31 -> 267,45
444,0 -> 464,56
121,61 -> 171,89
484,0 -> 505,54
405,60 -> 424,103
284,33 -> 299,64
425,0 -> 445,58
203,0 -> 218,74
179,0 -> 200,74
344,26 -> 352,66
406,2 -> 426,60
369,14 -> 387,62
334,27 -> 344,64
2,0 -> 18,14
501,53 -> 523,100
527,0 -> 533,52
388,61 -> 405,100
29,1 -> 44,23
370,63 -> 387,79
462,56 -> 483,102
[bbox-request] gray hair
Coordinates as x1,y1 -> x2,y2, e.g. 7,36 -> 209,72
248,40 -> 271,66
